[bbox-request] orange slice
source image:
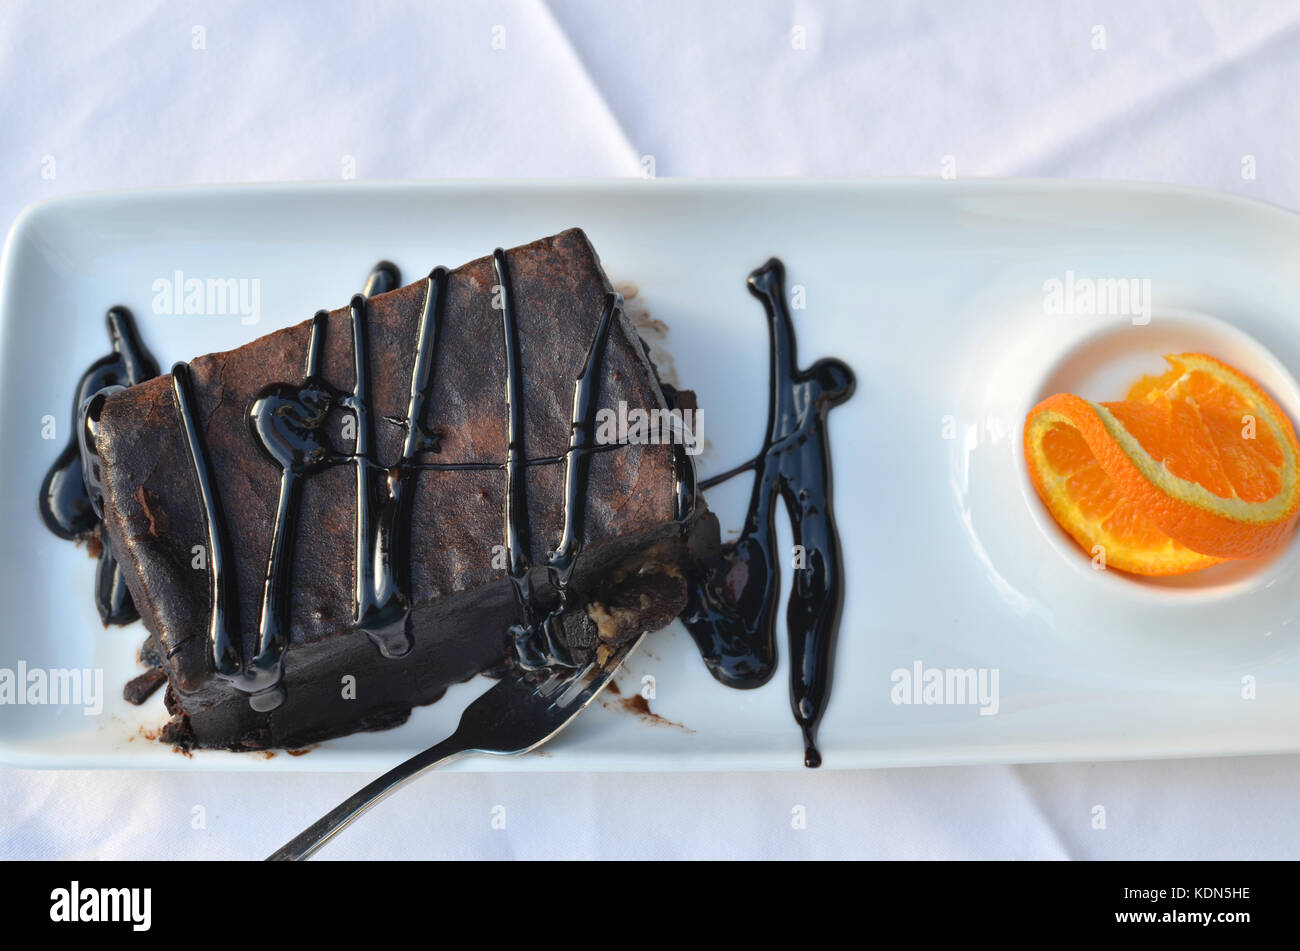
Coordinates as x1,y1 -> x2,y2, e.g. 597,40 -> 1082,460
1024,353 -> 1300,575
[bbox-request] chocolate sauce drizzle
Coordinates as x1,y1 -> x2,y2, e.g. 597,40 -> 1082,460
493,249 -> 623,670
39,251 -> 853,770
169,262 -> 420,710
169,252 -> 636,708
172,361 -> 250,699
39,306 -> 158,626
345,264 -> 445,660
683,258 -> 855,767
242,310 -> 335,710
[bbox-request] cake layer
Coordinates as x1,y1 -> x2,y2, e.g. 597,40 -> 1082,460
93,229 -> 711,749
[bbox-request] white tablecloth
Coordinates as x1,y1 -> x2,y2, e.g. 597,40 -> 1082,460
4,0 -> 1300,859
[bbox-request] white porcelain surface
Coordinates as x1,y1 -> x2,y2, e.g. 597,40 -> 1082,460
4,178 -> 1300,772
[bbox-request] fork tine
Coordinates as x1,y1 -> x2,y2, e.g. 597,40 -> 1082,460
553,663 -> 600,708
534,670 -> 572,698
556,676 -> 600,709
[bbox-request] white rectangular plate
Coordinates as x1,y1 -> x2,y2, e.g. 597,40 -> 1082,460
5,179 -> 1300,772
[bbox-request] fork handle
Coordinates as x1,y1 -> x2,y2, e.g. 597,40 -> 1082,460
266,734 -> 468,860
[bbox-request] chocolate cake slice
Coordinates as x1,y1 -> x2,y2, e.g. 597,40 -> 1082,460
88,228 -> 715,750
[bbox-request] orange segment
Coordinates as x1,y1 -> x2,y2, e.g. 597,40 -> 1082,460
1025,402 -> 1223,575
1024,353 -> 1300,574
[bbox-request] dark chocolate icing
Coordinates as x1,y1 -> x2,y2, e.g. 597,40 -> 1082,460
168,264 -> 407,711
169,252 -> 641,708
493,248 -> 624,670
246,311 -> 333,703
345,266 -> 447,660
684,258 -> 855,767
40,251 -> 853,768
171,360 -> 249,696
39,306 -> 158,626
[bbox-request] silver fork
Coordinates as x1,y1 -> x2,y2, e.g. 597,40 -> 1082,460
266,632 -> 644,860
